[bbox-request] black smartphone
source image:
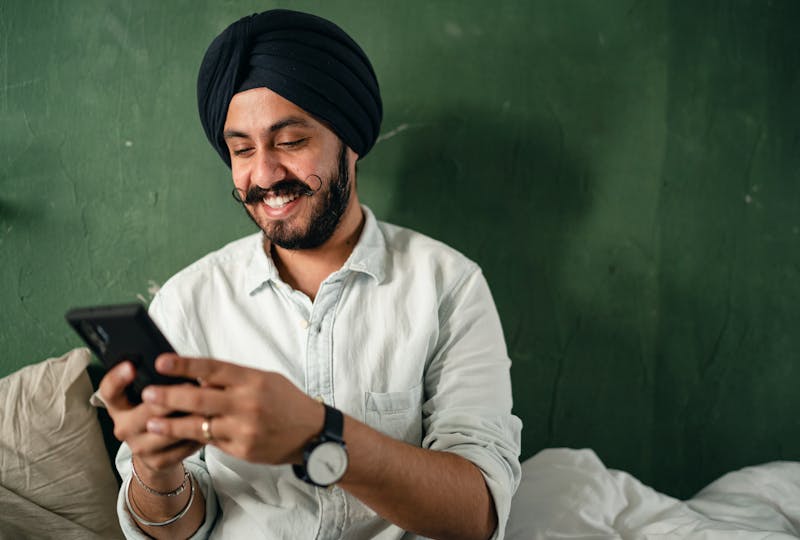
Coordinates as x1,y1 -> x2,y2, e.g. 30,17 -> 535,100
65,302 -> 198,405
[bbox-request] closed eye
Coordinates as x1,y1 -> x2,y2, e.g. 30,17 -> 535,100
232,147 -> 254,156
277,138 -> 309,148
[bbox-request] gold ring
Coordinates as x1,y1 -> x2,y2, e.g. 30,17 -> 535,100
201,417 -> 213,442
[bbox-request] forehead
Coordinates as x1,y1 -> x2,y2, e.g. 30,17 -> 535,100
224,87 -> 323,133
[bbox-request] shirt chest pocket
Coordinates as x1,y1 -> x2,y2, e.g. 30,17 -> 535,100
364,383 -> 423,446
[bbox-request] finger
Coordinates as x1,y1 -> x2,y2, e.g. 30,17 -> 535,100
155,353 -> 248,387
142,383 -> 229,417
112,402 -> 181,442
98,361 -> 136,411
127,429 -> 190,456
146,414 -> 232,445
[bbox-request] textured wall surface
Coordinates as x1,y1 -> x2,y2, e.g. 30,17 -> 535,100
1,0 -> 799,497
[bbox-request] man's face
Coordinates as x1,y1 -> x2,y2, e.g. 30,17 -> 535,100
223,87 -> 357,250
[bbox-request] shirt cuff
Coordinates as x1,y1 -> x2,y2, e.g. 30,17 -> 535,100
425,414 -> 523,540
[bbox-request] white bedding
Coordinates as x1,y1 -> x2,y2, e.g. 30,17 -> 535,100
506,448 -> 800,539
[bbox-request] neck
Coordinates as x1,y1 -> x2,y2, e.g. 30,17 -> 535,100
268,200 -> 365,301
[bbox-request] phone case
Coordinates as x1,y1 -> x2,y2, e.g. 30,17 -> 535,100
65,303 -> 196,404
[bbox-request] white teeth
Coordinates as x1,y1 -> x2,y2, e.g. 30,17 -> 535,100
263,192 -> 299,209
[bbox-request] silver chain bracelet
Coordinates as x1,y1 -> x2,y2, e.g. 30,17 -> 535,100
131,458 -> 189,497
125,472 -> 195,527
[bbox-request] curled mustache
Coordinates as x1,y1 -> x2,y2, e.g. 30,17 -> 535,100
232,175 -> 323,205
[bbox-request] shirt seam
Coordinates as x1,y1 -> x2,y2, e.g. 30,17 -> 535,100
437,261 -> 481,335
326,272 -> 352,407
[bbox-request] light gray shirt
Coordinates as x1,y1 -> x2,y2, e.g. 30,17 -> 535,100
116,206 -> 522,539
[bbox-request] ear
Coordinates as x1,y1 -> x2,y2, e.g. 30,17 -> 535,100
345,146 -> 360,184
347,147 -> 360,163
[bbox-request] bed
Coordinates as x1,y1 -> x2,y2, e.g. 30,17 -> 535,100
507,448 -> 800,539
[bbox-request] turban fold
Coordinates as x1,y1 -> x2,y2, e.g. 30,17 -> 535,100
197,9 -> 383,167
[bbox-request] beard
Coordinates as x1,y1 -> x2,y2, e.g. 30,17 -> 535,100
239,143 -> 351,250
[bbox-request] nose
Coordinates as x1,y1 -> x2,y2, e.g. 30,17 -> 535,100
250,149 -> 287,188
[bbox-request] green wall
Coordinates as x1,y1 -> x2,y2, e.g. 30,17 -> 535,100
2,0 -> 799,498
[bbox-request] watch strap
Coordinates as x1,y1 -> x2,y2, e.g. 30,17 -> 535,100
321,403 -> 344,442
293,404 -> 346,487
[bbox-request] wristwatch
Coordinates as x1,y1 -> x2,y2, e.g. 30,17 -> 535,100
293,404 -> 349,487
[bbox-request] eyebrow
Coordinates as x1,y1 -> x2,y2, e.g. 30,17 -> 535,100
223,117 -> 313,140
269,117 -> 312,132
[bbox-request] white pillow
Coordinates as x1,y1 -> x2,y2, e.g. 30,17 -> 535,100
0,348 -> 122,538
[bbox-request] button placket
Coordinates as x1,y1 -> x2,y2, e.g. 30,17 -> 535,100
305,281 -> 341,407
304,279 -> 347,540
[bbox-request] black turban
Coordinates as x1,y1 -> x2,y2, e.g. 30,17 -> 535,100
197,9 -> 383,167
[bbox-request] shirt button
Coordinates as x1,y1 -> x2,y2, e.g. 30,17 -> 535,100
300,319 -> 310,329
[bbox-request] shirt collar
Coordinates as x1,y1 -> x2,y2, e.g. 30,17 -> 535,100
244,205 -> 388,295
341,205 -> 387,284
245,234 -> 279,295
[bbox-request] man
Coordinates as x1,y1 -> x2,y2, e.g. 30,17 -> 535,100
99,9 -> 521,540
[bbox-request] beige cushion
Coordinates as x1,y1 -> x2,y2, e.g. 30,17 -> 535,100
0,348 -> 123,538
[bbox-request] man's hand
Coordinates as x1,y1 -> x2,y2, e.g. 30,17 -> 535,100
98,361 -> 202,475
99,362 -> 207,538
141,354 -> 324,465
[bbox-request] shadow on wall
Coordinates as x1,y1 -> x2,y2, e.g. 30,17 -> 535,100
381,104 -> 615,457
378,104 -> 666,493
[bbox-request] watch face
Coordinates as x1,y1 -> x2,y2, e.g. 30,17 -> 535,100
307,441 -> 348,486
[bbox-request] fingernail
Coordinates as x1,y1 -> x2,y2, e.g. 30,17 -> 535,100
142,387 -> 156,402
147,419 -> 164,434
158,355 -> 175,371
117,363 -> 132,380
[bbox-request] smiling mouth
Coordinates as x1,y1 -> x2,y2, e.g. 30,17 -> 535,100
263,191 -> 302,209
243,179 -> 316,208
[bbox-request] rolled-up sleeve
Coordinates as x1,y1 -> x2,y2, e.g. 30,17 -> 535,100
421,266 -> 523,540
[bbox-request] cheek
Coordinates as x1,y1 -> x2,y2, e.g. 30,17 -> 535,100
284,156 -> 316,181
230,166 -> 250,191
